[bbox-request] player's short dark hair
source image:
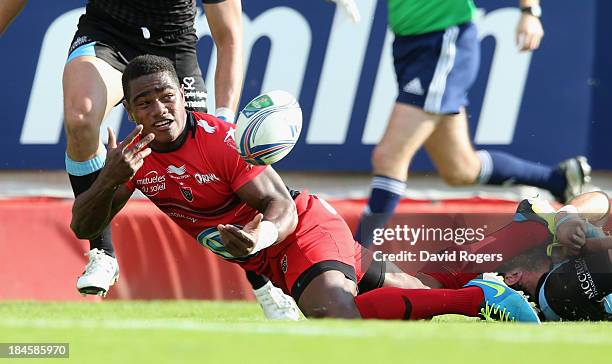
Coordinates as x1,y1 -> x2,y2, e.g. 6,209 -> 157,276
122,55 -> 181,101
499,245 -> 549,273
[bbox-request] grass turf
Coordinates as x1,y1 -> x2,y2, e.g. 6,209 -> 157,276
0,301 -> 611,363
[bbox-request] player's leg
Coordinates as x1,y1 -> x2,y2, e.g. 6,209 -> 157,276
64,44 -> 124,295
292,259 -> 485,320
423,109 -> 480,185
357,252 -> 429,292
423,110 -> 587,202
298,270 -> 361,318
295,265 -> 537,321
249,270 -> 300,321
355,270 -> 539,322
64,55 -> 122,160
357,24 -> 472,247
355,104 -> 439,247
422,20 -> 589,202
474,147 -> 591,203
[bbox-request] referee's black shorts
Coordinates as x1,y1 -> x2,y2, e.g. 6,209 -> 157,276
67,8 -> 207,112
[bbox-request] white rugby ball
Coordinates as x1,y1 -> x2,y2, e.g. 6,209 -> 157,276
235,90 -> 302,165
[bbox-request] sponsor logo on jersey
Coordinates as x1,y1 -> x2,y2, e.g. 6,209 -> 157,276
198,120 -> 216,134
182,76 -> 195,90
224,128 -> 235,143
166,164 -> 186,175
167,212 -> 198,223
136,170 -> 166,196
575,258 -> 599,300
180,186 -> 194,202
166,164 -> 190,180
194,172 -> 220,185
281,254 -> 288,273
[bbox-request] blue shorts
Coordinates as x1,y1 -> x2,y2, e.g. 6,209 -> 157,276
393,22 -> 479,114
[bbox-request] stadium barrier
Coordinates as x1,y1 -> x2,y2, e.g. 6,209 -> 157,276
0,197 -> 534,301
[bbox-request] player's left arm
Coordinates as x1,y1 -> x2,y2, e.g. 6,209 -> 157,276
582,237 -> 612,254
555,191 -> 611,256
204,0 -> 243,121
516,0 -> 544,51
218,167 -> 298,258
0,0 -> 27,36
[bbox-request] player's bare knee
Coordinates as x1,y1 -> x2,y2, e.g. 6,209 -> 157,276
439,168 -> 478,186
372,145 -> 408,174
300,296 -> 360,319
64,108 -> 100,138
383,272 -> 428,289
63,107 -> 104,146
297,270 -> 360,319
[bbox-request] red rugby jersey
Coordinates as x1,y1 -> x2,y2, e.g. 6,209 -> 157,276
125,112 -> 266,260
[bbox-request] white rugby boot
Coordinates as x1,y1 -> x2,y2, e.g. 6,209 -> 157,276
253,281 -> 302,321
555,156 -> 592,203
76,249 -> 119,297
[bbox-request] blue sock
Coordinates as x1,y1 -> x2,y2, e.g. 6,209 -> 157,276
477,150 -> 566,198
355,176 -> 405,248
605,294 -> 612,314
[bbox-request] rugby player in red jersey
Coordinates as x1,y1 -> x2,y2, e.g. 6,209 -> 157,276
70,55 -> 540,322
2,0 -> 305,320
2,0 -> 243,294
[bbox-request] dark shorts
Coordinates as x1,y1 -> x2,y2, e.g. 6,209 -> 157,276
393,22 -> 479,114
67,10 -> 207,112
239,193 -> 368,302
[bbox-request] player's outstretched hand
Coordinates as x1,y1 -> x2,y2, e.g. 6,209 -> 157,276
102,125 -> 154,187
218,213 -> 263,257
516,13 -> 544,51
555,216 -> 587,256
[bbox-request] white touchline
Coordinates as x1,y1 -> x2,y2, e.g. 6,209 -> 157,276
0,318 -> 372,338
1,318 -> 610,345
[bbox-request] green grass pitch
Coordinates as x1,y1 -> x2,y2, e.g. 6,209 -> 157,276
0,301 -> 610,363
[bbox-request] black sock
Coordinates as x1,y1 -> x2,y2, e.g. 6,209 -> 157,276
69,171 -> 115,257
245,271 -> 269,290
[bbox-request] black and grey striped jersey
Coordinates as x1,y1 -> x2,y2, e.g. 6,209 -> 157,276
86,0 -> 225,33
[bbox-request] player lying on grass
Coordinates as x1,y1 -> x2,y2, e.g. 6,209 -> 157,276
70,54 -> 539,322
500,191 -> 612,321
388,189 -> 611,321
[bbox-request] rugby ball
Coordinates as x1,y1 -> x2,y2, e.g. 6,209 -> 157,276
235,90 -> 302,165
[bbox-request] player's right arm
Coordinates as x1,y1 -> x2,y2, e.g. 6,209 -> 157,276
0,0 -> 27,36
71,126 -> 154,240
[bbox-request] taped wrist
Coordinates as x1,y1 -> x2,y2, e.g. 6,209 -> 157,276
555,205 -> 580,230
251,221 -> 278,254
215,107 -> 236,123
